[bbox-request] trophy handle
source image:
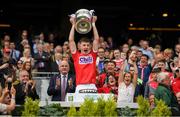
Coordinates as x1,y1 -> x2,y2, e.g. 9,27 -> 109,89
90,10 -> 95,16
69,14 -> 75,18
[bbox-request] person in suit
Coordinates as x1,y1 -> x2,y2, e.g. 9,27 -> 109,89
50,53 -> 63,72
33,43 -> 50,72
13,70 -> 39,105
9,42 -> 21,62
47,60 -> 76,101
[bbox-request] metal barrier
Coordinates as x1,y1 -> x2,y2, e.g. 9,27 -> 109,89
31,72 -> 59,101
32,72 -> 59,79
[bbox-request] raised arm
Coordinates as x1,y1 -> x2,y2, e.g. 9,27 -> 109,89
68,17 -> 77,54
6,86 -> 16,111
132,62 -> 138,87
92,16 -> 100,52
0,87 -> 16,112
118,62 -> 126,85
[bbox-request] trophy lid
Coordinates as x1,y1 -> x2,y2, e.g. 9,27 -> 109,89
75,9 -> 94,15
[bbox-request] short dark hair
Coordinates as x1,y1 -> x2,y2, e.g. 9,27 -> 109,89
151,68 -> 161,73
107,60 -> 116,66
141,54 -> 149,60
104,59 -> 110,64
79,37 -> 90,43
158,59 -> 166,64
98,47 -> 105,51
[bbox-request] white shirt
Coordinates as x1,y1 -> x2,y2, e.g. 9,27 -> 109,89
0,103 -> 7,112
56,60 -> 61,65
118,82 -> 135,103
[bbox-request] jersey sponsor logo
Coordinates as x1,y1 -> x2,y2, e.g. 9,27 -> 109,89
79,56 -> 93,64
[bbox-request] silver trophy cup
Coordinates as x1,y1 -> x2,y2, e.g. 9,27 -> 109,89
71,9 -> 94,34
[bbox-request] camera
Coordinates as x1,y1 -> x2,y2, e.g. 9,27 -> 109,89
7,78 -> 12,91
8,82 -> 12,91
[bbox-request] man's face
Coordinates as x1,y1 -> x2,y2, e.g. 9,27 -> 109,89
20,71 -> 29,84
121,52 -> 127,60
129,66 -> 135,74
114,50 -> 121,59
122,44 -> 129,53
140,56 -> 148,65
80,42 -> 91,54
142,41 -> 149,49
137,51 -> 142,59
10,43 -> 15,49
59,61 -> 69,75
107,62 -> 115,73
98,48 -> 105,58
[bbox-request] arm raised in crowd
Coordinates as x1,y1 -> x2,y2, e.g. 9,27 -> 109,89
0,87 -> 16,112
132,62 -> 138,87
118,62 -> 125,84
6,86 -> 16,111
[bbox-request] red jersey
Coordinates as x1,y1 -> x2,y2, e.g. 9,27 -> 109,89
96,72 -> 119,88
97,85 -> 118,95
172,78 -> 180,95
113,59 -> 123,68
149,71 -> 174,82
72,50 -> 97,85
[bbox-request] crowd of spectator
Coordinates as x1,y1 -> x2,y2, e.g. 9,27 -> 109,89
0,19 -> 180,115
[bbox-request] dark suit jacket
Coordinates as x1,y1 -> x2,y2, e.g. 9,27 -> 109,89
14,81 -> 39,105
33,51 -> 50,72
47,73 -> 76,101
50,61 -> 59,72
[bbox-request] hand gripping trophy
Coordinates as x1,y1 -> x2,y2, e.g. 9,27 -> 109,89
69,9 -> 95,34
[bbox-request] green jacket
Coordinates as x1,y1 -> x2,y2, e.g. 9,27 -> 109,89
155,84 -> 178,108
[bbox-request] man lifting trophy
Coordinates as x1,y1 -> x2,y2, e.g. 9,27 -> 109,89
67,9 -> 113,102
70,9 -> 95,34
68,8 -> 99,94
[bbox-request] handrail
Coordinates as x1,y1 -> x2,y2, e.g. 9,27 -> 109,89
32,77 -> 51,80
32,72 -> 59,74
31,72 -> 59,79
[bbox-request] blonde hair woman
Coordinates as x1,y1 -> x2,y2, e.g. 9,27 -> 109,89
19,48 -> 34,67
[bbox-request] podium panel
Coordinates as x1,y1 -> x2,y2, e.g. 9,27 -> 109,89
66,93 -> 114,102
